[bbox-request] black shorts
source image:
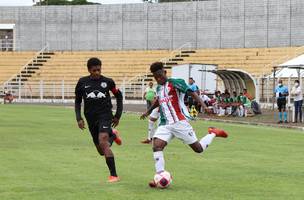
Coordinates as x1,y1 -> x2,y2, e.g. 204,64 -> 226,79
277,98 -> 286,111
87,117 -> 113,145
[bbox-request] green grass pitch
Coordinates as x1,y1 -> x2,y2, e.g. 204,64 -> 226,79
0,104 -> 303,200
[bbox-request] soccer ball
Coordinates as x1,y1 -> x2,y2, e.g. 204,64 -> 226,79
154,171 -> 172,189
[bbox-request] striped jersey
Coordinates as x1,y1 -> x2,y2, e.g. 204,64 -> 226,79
156,78 -> 192,126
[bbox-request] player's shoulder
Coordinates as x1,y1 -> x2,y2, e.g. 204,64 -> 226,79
77,75 -> 90,83
101,75 -> 115,83
168,78 -> 184,82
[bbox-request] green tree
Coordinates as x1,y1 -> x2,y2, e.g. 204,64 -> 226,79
34,0 -> 100,6
143,0 -> 194,2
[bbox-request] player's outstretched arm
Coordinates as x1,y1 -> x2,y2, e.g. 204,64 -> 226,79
140,100 -> 159,120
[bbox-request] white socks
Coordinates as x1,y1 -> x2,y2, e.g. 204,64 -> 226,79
153,151 -> 165,173
199,133 -> 216,150
148,120 -> 155,139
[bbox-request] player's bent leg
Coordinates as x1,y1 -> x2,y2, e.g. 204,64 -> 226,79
149,137 -> 167,188
190,127 -> 228,154
98,132 -> 119,182
99,133 -> 113,157
141,112 -> 158,144
152,137 -> 167,152
189,141 -> 204,153
111,129 -> 122,145
152,137 -> 167,173
148,117 -> 158,138
94,144 -> 104,156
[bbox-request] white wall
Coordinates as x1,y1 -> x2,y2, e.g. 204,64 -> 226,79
171,64 -> 217,92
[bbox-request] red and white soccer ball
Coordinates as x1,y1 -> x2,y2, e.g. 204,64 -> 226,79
154,171 -> 172,189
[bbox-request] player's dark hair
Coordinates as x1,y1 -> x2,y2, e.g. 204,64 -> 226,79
87,57 -> 102,70
150,62 -> 164,73
295,80 -> 299,84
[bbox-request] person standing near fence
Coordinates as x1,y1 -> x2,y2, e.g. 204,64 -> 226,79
291,80 -> 303,123
143,82 -> 156,109
275,80 -> 289,123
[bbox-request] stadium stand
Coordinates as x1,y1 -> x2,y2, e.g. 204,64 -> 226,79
165,47 -> 303,77
16,50 -> 171,98
0,52 -> 36,84
2,47 -> 304,99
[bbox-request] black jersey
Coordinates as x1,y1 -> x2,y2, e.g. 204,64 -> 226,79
75,75 -> 122,120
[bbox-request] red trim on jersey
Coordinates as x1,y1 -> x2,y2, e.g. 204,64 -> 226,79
111,87 -> 119,94
164,83 -> 177,122
168,82 -> 185,121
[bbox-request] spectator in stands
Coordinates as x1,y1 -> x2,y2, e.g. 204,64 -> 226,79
188,77 -> 200,111
243,88 -> 253,101
275,80 -> 289,123
143,82 -> 156,109
3,91 -> 13,104
3,91 -> 14,104
291,80 -> 303,123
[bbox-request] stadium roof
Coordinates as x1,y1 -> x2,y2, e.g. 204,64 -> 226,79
211,69 -> 257,98
0,24 -> 15,30
268,68 -> 304,78
267,54 -> 304,78
278,54 -> 304,68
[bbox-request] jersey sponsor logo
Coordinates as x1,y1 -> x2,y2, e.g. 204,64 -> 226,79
84,85 -> 91,88
86,90 -> 106,99
101,82 -> 107,88
159,95 -> 173,104
102,126 -> 109,129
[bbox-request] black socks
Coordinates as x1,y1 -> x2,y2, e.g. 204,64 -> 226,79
105,157 -> 117,177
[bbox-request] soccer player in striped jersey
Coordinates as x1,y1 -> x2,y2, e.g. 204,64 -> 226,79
140,62 -> 228,187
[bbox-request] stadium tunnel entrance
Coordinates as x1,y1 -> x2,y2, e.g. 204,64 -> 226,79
171,64 -> 258,100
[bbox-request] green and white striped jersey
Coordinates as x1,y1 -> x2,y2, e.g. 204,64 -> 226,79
156,78 -> 193,126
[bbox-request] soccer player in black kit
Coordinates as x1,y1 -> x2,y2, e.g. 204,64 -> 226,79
75,57 -> 123,183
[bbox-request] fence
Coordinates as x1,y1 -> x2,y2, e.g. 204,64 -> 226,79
0,39 -> 14,51
2,78 -> 148,103
2,75 -> 303,106
256,76 -> 304,109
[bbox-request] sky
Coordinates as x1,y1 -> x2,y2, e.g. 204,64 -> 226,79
0,0 -> 144,6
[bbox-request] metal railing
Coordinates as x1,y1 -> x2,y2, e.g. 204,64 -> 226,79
3,43 -> 50,92
1,79 -> 148,102
160,42 -> 192,66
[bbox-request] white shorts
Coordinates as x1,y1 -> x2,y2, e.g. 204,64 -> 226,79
153,120 -> 198,145
149,108 -> 159,119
